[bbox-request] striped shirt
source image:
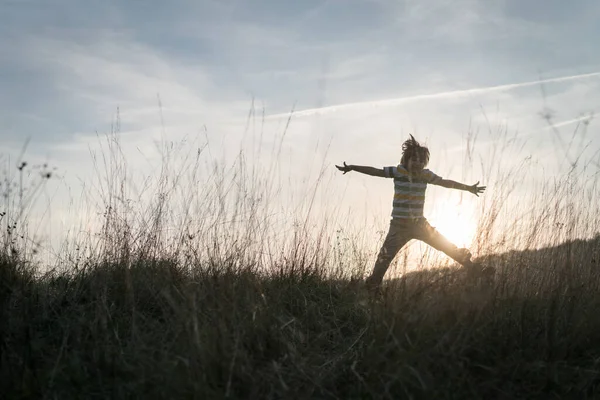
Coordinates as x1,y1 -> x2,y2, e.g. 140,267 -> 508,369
383,165 -> 443,219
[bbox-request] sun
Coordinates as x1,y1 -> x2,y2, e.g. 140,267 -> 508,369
429,206 -> 477,249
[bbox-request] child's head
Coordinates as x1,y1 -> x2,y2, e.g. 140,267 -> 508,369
400,134 -> 430,173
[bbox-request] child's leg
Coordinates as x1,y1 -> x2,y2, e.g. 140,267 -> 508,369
413,219 -> 476,267
366,220 -> 411,289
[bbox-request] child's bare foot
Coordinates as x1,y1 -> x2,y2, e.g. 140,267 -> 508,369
456,248 -> 473,264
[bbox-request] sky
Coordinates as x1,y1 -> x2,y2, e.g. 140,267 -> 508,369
1,0 -> 600,268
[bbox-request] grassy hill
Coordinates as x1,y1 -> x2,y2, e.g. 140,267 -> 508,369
3,128 -> 600,398
2,235 -> 600,399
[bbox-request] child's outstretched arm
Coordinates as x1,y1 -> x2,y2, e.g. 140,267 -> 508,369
335,162 -> 386,177
437,179 -> 486,197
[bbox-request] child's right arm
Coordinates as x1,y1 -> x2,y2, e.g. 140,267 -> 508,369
336,162 -> 386,177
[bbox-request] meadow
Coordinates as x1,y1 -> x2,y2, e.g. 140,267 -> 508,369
1,118 -> 600,399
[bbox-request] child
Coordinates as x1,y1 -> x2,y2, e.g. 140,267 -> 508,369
336,135 -> 493,291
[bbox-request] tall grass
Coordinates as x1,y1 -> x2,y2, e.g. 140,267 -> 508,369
1,111 -> 600,399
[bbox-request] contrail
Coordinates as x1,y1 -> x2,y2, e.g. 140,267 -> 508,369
540,114 -> 595,130
267,71 -> 600,119
444,113 -> 596,155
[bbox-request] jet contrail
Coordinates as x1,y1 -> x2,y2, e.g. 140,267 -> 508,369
443,113 -> 596,155
267,71 -> 600,119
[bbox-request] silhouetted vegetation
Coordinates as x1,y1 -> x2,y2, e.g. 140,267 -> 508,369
2,121 -> 600,398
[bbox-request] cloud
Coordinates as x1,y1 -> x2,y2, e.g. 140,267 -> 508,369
267,71 -> 600,119
2,0 -> 600,262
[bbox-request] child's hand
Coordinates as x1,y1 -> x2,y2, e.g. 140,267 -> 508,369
468,181 -> 486,197
336,162 -> 352,174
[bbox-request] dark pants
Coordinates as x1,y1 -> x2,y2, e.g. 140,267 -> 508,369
366,218 -> 474,287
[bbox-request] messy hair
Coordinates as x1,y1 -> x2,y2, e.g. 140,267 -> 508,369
400,134 -> 430,167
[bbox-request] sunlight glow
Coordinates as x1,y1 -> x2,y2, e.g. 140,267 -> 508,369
429,206 -> 477,249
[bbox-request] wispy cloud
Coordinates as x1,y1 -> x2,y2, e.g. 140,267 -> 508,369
1,0 -> 599,259
267,71 -> 600,119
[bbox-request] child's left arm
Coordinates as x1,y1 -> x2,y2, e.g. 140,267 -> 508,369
436,179 -> 486,197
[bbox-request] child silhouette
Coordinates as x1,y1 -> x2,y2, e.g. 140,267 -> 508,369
336,135 -> 494,292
